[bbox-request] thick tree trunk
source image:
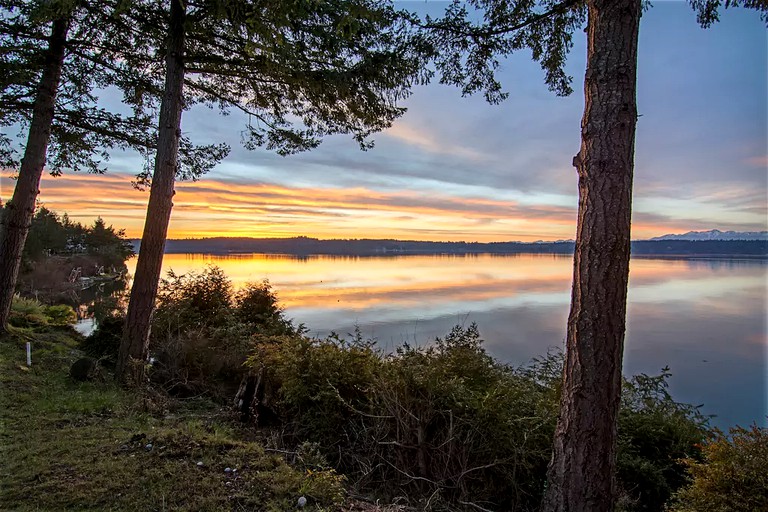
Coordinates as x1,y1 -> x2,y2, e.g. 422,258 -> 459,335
116,0 -> 186,384
541,0 -> 640,511
0,18 -> 69,333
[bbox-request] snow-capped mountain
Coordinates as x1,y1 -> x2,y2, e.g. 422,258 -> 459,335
649,229 -> 768,241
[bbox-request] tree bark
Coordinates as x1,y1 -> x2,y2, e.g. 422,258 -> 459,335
0,18 -> 70,333
541,0 -> 640,510
116,0 -> 186,384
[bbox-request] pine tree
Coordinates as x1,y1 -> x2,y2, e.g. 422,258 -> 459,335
114,0 -> 429,384
0,0 -> 227,332
409,0 -> 767,510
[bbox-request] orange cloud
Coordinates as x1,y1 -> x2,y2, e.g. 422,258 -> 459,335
1,171 -> 582,242
4,169 -> 757,242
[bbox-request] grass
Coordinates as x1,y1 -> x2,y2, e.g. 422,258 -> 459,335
0,325 -> 345,511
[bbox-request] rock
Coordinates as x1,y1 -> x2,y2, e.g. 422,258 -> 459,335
197,461 -> 204,467
130,433 -> 146,442
70,357 -> 99,381
224,467 -> 232,473
297,496 -> 307,507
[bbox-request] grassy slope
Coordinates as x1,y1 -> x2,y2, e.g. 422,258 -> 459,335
0,326 -> 344,511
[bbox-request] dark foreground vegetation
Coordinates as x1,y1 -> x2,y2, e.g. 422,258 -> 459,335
0,266 -> 756,511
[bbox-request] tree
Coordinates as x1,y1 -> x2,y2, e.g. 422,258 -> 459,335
83,217 -> 134,266
115,0 -> 428,384
22,206 -> 68,260
0,0 -> 222,333
0,1 -> 150,332
409,0 -> 767,510
0,3 -> 70,332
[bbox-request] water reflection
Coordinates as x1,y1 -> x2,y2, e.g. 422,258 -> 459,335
126,253 -> 766,428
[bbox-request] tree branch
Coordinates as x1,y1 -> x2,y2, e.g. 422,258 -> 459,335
417,0 -> 582,39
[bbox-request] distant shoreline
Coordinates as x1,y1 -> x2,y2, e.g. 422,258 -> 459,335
131,237 -> 768,259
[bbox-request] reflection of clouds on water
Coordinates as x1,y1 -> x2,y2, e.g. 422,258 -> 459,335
301,304 -> 569,360
132,253 -> 767,428
625,301 -> 766,430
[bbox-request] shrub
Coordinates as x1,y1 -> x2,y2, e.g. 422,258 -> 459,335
81,314 -> 124,363
9,296 -> 50,327
148,266 -> 293,399
616,368 -> 710,511
247,324 -> 710,511
669,425 -> 768,512
153,266 -> 234,333
248,331 -> 382,442
8,296 -> 75,335
235,280 -> 296,335
249,324 -> 558,510
364,324 -> 558,509
43,304 -> 77,326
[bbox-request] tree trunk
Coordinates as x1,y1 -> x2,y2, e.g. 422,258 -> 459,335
0,18 -> 70,333
116,0 -> 186,384
541,0 -> 640,511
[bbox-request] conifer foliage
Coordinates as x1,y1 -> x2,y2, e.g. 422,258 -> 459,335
0,0 -> 219,332
404,1 -> 767,510
115,0 -> 430,384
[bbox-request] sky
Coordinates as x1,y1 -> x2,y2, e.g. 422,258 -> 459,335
1,1 -> 766,242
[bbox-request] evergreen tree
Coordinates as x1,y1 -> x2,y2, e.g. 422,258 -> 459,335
0,0 -> 224,332
407,1 -> 767,510
22,206 -> 66,259
115,0 -> 429,384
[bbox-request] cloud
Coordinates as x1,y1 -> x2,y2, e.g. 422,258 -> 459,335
745,155 -> 768,168
3,171 -> 583,241
2,4 -> 764,244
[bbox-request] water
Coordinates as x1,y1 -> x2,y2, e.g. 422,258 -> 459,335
126,253 -> 767,429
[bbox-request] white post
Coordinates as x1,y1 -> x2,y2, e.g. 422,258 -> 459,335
26,342 -> 31,367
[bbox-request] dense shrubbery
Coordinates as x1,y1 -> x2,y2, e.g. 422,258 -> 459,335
83,266 -> 297,396
248,323 -> 709,511
82,266 -> 712,510
149,267 -> 297,398
616,369 -> 710,511
669,425 -> 768,512
80,313 -> 125,362
8,296 -> 77,328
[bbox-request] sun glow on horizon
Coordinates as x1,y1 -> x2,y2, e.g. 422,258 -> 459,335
1,170 -> 763,242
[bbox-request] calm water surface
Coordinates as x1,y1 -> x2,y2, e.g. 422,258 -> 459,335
128,253 -> 767,429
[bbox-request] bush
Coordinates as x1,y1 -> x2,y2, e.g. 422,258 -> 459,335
43,304 -> 77,326
81,314 -> 124,363
616,368 -> 709,511
8,296 -> 50,327
235,280 -> 295,334
9,296 -> 75,328
247,324 -> 710,511
148,266 -> 293,399
250,324 -> 558,510
247,331 -> 382,445
669,425 -> 768,512
366,324 -> 558,509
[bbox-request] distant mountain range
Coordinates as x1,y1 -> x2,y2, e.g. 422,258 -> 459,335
650,229 -> 768,241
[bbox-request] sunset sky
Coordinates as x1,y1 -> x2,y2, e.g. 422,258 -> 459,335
1,2 -> 766,242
